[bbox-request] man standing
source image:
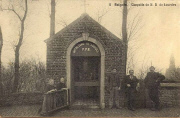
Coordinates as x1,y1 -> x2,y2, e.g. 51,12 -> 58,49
123,70 -> 139,111
108,68 -> 121,109
144,66 -> 165,111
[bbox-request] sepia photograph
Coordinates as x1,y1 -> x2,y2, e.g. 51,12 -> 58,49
0,0 -> 180,117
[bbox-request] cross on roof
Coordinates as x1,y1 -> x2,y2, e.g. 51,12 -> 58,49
82,0 -> 89,13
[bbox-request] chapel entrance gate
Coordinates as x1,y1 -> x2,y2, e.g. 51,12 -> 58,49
66,35 -> 105,109
71,41 -> 100,108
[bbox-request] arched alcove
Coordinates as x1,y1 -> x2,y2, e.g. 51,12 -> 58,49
66,34 -> 105,109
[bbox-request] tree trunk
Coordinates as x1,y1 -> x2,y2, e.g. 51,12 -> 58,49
0,26 -> 3,95
12,0 -> 28,93
13,47 -> 20,93
50,0 -> 55,37
122,0 -> 128,74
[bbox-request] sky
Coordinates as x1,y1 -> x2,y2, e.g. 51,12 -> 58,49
0,0 -> 180,74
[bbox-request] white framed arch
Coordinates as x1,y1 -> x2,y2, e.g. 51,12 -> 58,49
66,34 -> 105,109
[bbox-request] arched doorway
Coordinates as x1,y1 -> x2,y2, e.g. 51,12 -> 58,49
71,41 -> 100,108
66,35 -> 105,109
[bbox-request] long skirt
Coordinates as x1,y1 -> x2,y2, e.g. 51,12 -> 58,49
41,94 -> 56,115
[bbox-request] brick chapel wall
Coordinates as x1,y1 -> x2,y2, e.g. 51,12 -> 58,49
136,82 -> 180,108
160,87 -> 180,107
46,16 -> 126,107
145,86 -> 180,108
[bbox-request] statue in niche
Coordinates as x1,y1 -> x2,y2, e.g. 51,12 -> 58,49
77,57 -> 100,81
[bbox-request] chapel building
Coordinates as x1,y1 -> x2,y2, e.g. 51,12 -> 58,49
45,13 -> 126,108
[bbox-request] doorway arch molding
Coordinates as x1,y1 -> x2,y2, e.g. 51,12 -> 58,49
66,35 -> 105,109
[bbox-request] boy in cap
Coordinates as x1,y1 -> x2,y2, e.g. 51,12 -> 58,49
108,68 -> 121,109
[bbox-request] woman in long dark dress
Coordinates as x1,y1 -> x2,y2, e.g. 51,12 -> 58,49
46,79 -> 56,92
55,77 -> 66,107
56,77 -> 66,90
40,78 -> 56,115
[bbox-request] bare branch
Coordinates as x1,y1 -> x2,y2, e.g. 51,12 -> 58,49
130,15 -> 143,39
127,1 -> 136,12
127,9 -> 142,41
2,7 -> 22,21
96,8 -> 109,23
16,0 -> 27,47
22,0 -> 28,21
57,18 -> 68,27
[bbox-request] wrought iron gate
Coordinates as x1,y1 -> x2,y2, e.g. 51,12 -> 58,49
40,88 -> 69,115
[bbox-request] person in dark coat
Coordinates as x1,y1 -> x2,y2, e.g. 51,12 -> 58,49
108,68 -> 121,109
56,77 -> 66,107
123,69 -> 139,111
56,77 -> 66,90
144,66 -> 165,111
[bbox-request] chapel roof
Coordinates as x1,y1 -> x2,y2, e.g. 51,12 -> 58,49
45,13 -> 122,43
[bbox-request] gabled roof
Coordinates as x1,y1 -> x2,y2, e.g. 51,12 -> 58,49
45,13 -> 122,43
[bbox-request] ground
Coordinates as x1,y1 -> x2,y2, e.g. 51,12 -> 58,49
0,105 -> 180,117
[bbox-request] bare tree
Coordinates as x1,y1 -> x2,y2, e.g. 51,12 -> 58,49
50,0 -> 55,37
3,0 -> 28,93
0,26 -> 3,95
121,0 -> 144,73
167,68 -> 180,81
122,0 -> 128,74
